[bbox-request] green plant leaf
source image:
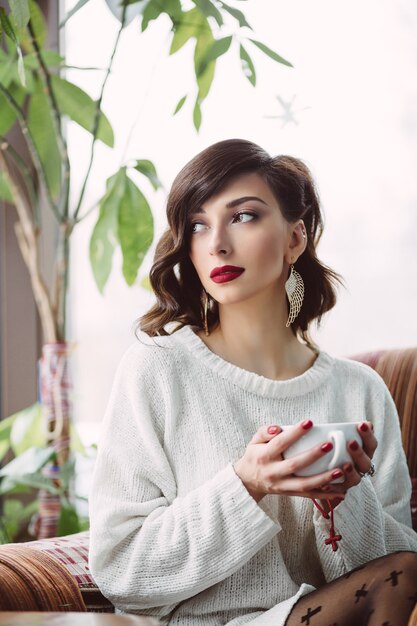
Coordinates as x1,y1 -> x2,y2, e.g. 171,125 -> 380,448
0,8 -> 18,40
193,0 -> 223,27
0,481 -> 31,496
70,423 -> 87,455
0,8 -> 26,87
0,54 -> 16,87
27,76 -> 61,199
170,8 -> 206,55
58,499 -> 80,535
140,274 -> 152,291
16,46 -> 26,87
162,0 -> 183,26
239,43 -> 256,86
194,22 -> 215,103
193,98 -> 202,131
59,458 -> 76,491
23,50 -> 64,71
173,94 -> 187,115
0,415 -> 15,462
0,446 -> 55,479
133,159 -> 163,191
18,0 -> 46,51
0,170 -> 13,203
141,0 -> 165,32
10,402 -> 45,456
196,35 -> 231,76
218,1 -> 251,29
1,498 -> 22,540
118,175 -> 154,286
90,169 -> 126,293
50,76 -> 114,148
59,0 -> 91,28
247,38 -> 293,68
0,496 -> 38,543
0,472 -> 60,495
9,0 -> 30,29
0,83 -> 25,135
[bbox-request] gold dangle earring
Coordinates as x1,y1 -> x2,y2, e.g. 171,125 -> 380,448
285,264 -> 304,327
203,290 -> 210,336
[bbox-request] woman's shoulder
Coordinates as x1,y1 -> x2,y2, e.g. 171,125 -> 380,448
326,351 -> 389,397
120,331 -> 176,363
115,327 -> 187,382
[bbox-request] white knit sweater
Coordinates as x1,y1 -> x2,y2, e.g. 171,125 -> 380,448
88,325 -> 417,626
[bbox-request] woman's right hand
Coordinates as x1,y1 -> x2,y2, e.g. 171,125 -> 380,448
233,420 -> 348,503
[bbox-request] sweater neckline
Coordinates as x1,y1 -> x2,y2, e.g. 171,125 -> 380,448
170,325 -> 333,398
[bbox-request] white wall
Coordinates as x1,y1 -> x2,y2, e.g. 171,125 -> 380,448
64,0 -> 417,434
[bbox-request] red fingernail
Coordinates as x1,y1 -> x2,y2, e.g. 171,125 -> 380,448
349,440 -> 359,451
302,419 -> 313,430
268,426 -> 278,434
321,442 -> 333,453
359,423 -> 368,432
332,469 -> 343,479
346,463 -> 354,472
322,485 -> 331,492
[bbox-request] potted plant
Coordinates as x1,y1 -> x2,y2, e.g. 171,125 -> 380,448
0,0 -> 292,539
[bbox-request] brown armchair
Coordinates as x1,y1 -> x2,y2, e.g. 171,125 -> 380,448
0,347 -> 416,615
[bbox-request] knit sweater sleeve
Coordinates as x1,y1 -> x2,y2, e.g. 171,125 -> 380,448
313,369 -> 417,580
88,343 -> 279,614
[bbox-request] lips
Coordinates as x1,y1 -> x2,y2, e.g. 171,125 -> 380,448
210,265 -> 245,284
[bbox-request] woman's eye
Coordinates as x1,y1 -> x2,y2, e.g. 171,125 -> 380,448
232,211 -> 257,224
191,222 -> 205,233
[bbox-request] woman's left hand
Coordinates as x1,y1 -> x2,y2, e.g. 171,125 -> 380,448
321,421 -> 378,503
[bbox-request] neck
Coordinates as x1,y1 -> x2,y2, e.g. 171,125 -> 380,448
203,289 -> 316,381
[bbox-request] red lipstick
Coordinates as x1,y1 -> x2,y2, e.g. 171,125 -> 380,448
210,265 -> 245,284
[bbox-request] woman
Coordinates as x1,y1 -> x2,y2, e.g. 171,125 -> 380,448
89,139 -> 417,626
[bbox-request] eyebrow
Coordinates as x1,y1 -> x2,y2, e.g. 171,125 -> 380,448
191,196 -> 269,215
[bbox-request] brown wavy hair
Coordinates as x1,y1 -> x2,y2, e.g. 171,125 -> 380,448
138,138 -> 342,343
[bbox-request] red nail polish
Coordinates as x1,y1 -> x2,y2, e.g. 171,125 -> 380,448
321,442 -> 333,453
268,426 -> 278,434
332,469 -> 343,479
302,419 -> 313,430
345,463 -> 354,472
359,423 -> 368,432
349,440 -> 359,451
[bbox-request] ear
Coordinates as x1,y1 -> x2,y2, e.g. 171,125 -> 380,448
285,220 -> 307,264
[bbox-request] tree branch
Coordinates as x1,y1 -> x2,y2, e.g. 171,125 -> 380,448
0,136 -> 40,228
0,151 -> 57,343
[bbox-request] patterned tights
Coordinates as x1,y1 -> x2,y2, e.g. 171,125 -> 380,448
285,551 -> 417,626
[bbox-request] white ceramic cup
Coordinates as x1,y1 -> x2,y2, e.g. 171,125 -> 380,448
281,422 -> 363,481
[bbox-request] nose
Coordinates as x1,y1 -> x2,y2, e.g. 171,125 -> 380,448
208,225 -> 230,256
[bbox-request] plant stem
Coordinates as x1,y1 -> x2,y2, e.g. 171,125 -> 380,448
55,221 -> 73,341
73,5 -> 127,221
74,199 -> 100,224
27,21 -> 71,221
0,135 -> 40,228
0,83 -> 61,223
0,151 -> 57,343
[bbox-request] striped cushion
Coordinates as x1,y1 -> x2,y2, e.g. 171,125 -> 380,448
0,545 -> 86,611
28,531 -> 113,613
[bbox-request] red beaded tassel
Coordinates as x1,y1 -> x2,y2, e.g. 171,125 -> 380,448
312,498 -> 342,551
